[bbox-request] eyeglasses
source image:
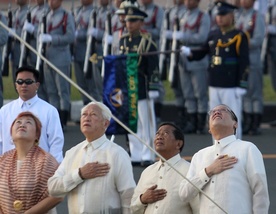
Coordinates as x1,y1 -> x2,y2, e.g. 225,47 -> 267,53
15,79 -> 36,85
208,108 -> 230,116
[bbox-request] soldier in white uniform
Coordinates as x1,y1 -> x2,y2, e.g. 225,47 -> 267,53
119,6 -> 160,167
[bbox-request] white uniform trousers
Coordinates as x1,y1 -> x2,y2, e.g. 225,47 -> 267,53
128,99 -> 156,162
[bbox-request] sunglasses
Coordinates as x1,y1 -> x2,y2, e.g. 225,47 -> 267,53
15,79 -> 36,85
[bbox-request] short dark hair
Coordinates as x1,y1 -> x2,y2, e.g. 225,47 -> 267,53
158,122 -> 185,152
16,65 -> 40,82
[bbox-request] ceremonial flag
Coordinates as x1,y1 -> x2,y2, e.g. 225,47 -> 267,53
103,53 -> 139,135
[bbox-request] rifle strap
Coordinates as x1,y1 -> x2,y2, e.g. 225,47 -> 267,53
143,5 -> 158,28
48,11 -> 68,34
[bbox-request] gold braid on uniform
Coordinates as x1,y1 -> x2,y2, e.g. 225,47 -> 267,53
137,32 -> 155,65
217,33 -> 242,55
244,31 -> 251,46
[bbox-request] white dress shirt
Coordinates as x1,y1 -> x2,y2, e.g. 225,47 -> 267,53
131,154 -> 199,214
179,135 -> 270,214
48,134 -> 136,214
0,95 -> 64,163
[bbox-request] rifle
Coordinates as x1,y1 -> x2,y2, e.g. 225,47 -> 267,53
101,1 -> 113,77
168,13 -> 180,88
159,8 -> 170,80
36,0 -> 47,83
19,0 -> 32,67
1,1 -> 12,76
70,0 -> 75,61
83,9 -> 97,79
262,6 -> 273,74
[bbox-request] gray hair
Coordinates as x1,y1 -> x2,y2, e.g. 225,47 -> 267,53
81,101 -> 112,121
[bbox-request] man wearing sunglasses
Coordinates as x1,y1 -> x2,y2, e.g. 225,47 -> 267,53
0,65 -> 64,163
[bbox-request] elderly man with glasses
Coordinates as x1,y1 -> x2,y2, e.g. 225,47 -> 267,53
0,65 -> 64,163
178,104 -> 270,213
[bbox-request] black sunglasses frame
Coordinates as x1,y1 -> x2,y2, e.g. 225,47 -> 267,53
15,79 -> 36,85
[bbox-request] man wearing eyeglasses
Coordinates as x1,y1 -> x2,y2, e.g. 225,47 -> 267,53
180,1 -> 250,139
0,65 -> 64,163
179,104 -> 270,213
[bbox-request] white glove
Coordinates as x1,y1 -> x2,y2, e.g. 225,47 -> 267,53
39,33 -> 52,43
148,91 -> 159,100
181,46 -> 191,56
165,30 -> 173,39
75,30 -> 79,38
8,28 -> 16,37
87,27 -> 98,37
235,88 -> 247,97
172,31 -> 184,40
267,25 -> 276,34
105,34 -> 113,45
23,21 -> 35,33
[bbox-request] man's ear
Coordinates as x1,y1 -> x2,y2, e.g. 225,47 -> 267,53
176,140 -> 183,150
233,121 -> 238,130
104,119 -> 110,129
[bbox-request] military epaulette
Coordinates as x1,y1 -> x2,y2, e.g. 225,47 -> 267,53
120,33 -> 130,39
140,31 -> 151,38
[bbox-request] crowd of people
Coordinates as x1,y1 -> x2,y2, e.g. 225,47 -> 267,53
0,0 -> 274,212
0,0 -> 275,158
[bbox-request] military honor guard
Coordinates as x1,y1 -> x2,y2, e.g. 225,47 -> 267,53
112,1 -> 136,54
119,6 -> 160,166
139,0 -> 164,125
161,0 -> 188,132
22,0 -> 50,101
39,0 -> 75,129
73,0 -> 103,104
10,0 -> 29,82
235,0 -> 265,135
0,12 -> 8,108
180,1 -> 250,139
265,0 -> 276,127
172,0 -> 210,134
